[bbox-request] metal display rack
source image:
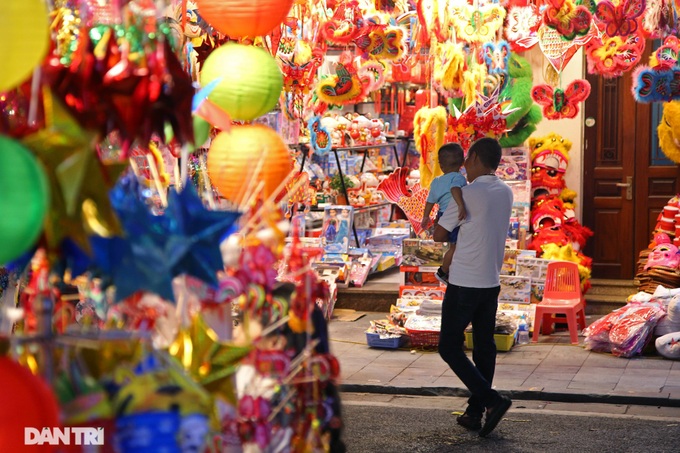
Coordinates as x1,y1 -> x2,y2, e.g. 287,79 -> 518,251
293,141 -> 406,248
331,142 -> 404,247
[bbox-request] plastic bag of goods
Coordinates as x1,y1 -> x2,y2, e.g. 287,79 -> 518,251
609,303 -> 666,358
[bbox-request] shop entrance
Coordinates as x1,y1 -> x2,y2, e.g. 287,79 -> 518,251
582,72 -> 680,279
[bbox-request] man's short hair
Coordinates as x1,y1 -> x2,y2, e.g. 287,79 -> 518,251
468,137 -> 502,170
438,142 -> 465,166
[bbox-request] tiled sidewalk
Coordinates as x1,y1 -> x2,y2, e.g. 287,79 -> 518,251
329,312 -> 680,407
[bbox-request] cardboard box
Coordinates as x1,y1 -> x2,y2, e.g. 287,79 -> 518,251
501,249 -> 537,275
499,275 -> 532,304
399,286 -> 446,298
400,269 -> 441,287
497,154 -> 529,181
516,257 -> 552,281
375,253 -> 400,272
367,233 -> 410,247
531,281 -> 545,304
402,239 -> 448,267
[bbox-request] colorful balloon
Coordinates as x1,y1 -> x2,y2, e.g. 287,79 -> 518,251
0,0 -> 50,91
0,136 -> 50,264
0,357 -> 60,452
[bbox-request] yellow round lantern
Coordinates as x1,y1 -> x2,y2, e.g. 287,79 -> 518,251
200,43 -> 283,122
0,0 -> 50,91
196,0 -> 294,38
207,125 -> 293,202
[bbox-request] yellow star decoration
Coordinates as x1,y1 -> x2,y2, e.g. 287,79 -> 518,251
169,314 -> 253,405
21,89 -> 126,254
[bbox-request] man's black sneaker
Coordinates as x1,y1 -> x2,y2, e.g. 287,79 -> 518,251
479,395 -> 512,437
456,412 -> 482,431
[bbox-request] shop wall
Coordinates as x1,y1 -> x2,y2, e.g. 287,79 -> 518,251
525,47 -> 585,221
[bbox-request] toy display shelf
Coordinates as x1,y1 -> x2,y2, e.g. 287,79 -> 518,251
332,143 -> 402,247
333,141 -> 405,172
310,201 -> 392,213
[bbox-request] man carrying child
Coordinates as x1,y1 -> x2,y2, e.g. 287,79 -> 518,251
421,143 -> 467,284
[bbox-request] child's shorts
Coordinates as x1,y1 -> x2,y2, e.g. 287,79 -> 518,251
436,212 -> 460,243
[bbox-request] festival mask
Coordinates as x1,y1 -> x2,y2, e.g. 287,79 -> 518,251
645,243 -> 680,270
531,197 -> 565,231
530,148 -> 569,198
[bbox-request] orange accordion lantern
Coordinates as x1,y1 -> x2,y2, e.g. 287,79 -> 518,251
207,125 -> 293,203
196,0 -> 294,38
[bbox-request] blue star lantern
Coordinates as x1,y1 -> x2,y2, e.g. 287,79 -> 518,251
91,177 -> 240,302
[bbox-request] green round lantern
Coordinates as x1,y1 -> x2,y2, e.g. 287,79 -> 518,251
0,135 -> 50,264
200,43 -> 283,121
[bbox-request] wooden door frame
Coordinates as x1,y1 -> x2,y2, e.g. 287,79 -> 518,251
631,91 -> 658,258
583,44 -> 680,279
582,73 -> 636,278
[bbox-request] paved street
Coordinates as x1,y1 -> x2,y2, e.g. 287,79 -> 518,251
340,393 -> 680,452
330,312 -> 680,407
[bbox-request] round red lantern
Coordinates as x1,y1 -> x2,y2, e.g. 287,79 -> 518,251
0,357 -> 60,451
196,0 -> 294,38
207,125 -> 293,203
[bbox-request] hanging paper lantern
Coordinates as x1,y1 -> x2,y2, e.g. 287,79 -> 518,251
200,44 -> 283,122
0,357 -> 60,451
0,136 -> 50,264
0,0 -> 49,92
207,125 -> 292,202
196,0 -> 294,38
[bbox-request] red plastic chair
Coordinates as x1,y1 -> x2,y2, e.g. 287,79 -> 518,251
532,261 -> 586,345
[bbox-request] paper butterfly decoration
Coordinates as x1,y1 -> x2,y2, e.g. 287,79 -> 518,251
632,36 -> 680,103
542,0 -> 592,41
531,79 -> 592,120
594,0 -> 645,37
505,5 -> 541,52
451,4 -> 506,43
651,36 -> 680,70
354,26 -> 406,61
632,67 -> 680,103
585,30 -> 645,78
483,41 -> 511,76
308,116 -> 331,156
